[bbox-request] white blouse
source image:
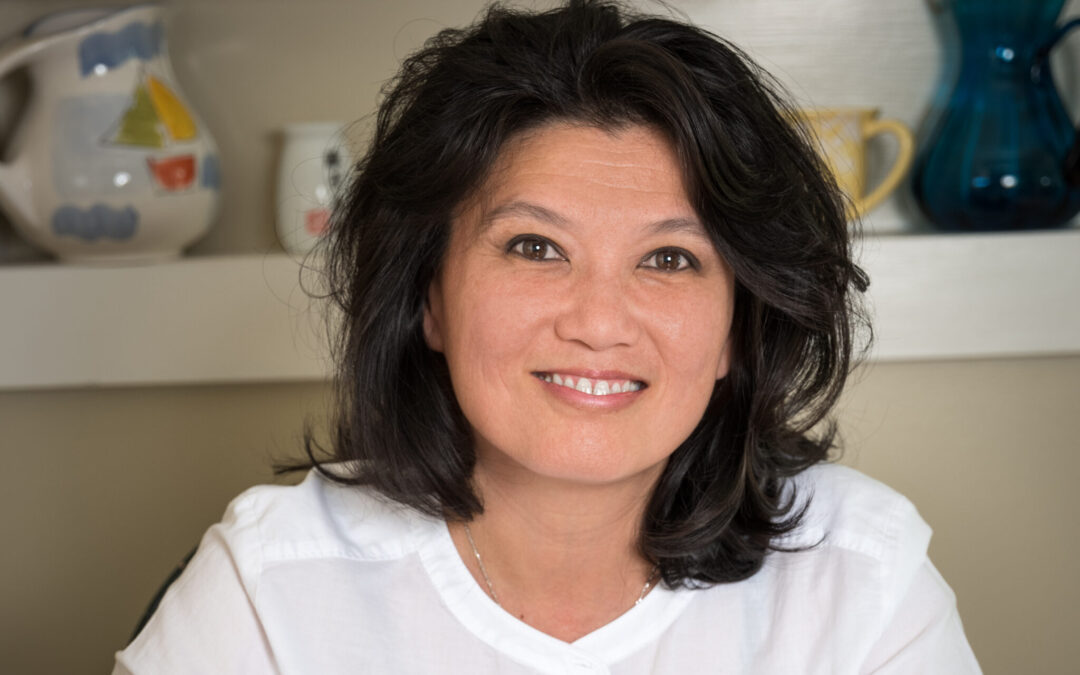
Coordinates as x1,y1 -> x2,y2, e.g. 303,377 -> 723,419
113,463 -> 981,674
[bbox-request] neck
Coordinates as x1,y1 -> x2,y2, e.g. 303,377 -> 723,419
449,458 -> 663,642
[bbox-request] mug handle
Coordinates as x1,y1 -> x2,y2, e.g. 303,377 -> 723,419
853,118 -> 914,216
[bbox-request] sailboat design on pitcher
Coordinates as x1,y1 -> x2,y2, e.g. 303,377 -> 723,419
102,68 -> 199,192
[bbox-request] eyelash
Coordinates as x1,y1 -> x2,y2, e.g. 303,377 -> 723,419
506,235 -> 700,272
507,235 -> 566,261
640,248 -> 699,272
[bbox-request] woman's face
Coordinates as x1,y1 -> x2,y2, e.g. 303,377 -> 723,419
424,123 -> 735,488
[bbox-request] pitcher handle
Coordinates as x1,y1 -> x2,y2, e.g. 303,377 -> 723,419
852,118 -> 915,217
0,30 -> 72,169
0,32 -> 67,228
0,30 -> 70,85
1034,17 -> 1080,185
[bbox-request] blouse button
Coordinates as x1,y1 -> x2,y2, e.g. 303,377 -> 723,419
567,655 -> 604,673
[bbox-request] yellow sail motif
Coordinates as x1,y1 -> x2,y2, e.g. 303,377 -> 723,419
146,75 -> 197,141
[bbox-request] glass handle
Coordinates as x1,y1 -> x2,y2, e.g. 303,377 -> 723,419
1035,18 -> 1080,186
1043,18 -> 1080,53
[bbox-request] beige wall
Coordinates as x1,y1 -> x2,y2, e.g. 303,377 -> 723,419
0,383 -> 328,674
1,359 -> 1077,673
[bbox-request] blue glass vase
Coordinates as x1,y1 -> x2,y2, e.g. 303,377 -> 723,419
912,0 -> 1080,231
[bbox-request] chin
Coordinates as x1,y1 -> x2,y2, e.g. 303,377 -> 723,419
481,436 -> 670,489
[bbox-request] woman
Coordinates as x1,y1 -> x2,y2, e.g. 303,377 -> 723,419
115,1 -> 980,672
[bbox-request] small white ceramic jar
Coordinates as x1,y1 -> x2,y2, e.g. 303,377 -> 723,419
276,122 -> 352,255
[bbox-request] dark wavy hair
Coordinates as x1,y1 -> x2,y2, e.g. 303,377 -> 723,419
296,0 -> 869,587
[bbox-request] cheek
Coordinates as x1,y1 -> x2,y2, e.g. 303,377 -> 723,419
442,273 -> 550,379
438,274 -> 557,453
650,289 -> 734,378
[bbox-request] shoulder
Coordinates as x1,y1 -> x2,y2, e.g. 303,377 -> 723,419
773,466 -> 982,671
683,466 -> 977,670
785,462 -> 931,561
116,470 -> 433,672
211,468 -> 432,579
773,463 -> 934,613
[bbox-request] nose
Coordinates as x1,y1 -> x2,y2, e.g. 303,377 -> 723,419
553,268 -> 640,351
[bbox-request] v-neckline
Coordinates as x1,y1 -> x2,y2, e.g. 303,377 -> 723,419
412,516 -> 696,670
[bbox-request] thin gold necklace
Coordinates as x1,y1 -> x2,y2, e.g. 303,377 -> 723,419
463,522 -> 659,608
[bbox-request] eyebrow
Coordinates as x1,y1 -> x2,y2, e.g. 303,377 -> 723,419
480,200 -> 708,237
481,201 -> 569,230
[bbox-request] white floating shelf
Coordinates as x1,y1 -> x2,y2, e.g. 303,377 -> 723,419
0,253 -> 333,390
1,229 -> 1078,390
859,229 -> 1080,361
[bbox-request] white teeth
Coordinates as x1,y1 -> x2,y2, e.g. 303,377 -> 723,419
540,373 -> 642,397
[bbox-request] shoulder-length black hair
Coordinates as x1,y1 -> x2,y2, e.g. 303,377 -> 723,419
299,0 -> 869,587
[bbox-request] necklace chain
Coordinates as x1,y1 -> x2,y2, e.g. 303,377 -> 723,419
464,521 -> 500,604
462,522 -> 658,608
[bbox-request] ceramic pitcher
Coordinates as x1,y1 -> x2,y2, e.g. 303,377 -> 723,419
0,4 -> 220,262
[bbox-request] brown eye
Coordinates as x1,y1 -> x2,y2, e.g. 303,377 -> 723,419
522,238 -> 548,260
508,235 -> 564,261
642,248 -> 696,272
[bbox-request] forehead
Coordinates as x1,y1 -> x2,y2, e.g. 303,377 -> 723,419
457,122 -> 698,236
487,122 -> 685,193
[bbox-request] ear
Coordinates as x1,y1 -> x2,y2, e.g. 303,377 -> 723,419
422,276 -> 445,352
715,338 -> 733,380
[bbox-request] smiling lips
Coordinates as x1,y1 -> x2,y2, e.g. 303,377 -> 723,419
534,372 -> 645,396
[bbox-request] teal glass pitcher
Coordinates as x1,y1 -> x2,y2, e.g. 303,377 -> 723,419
912,0 -> 1080,231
